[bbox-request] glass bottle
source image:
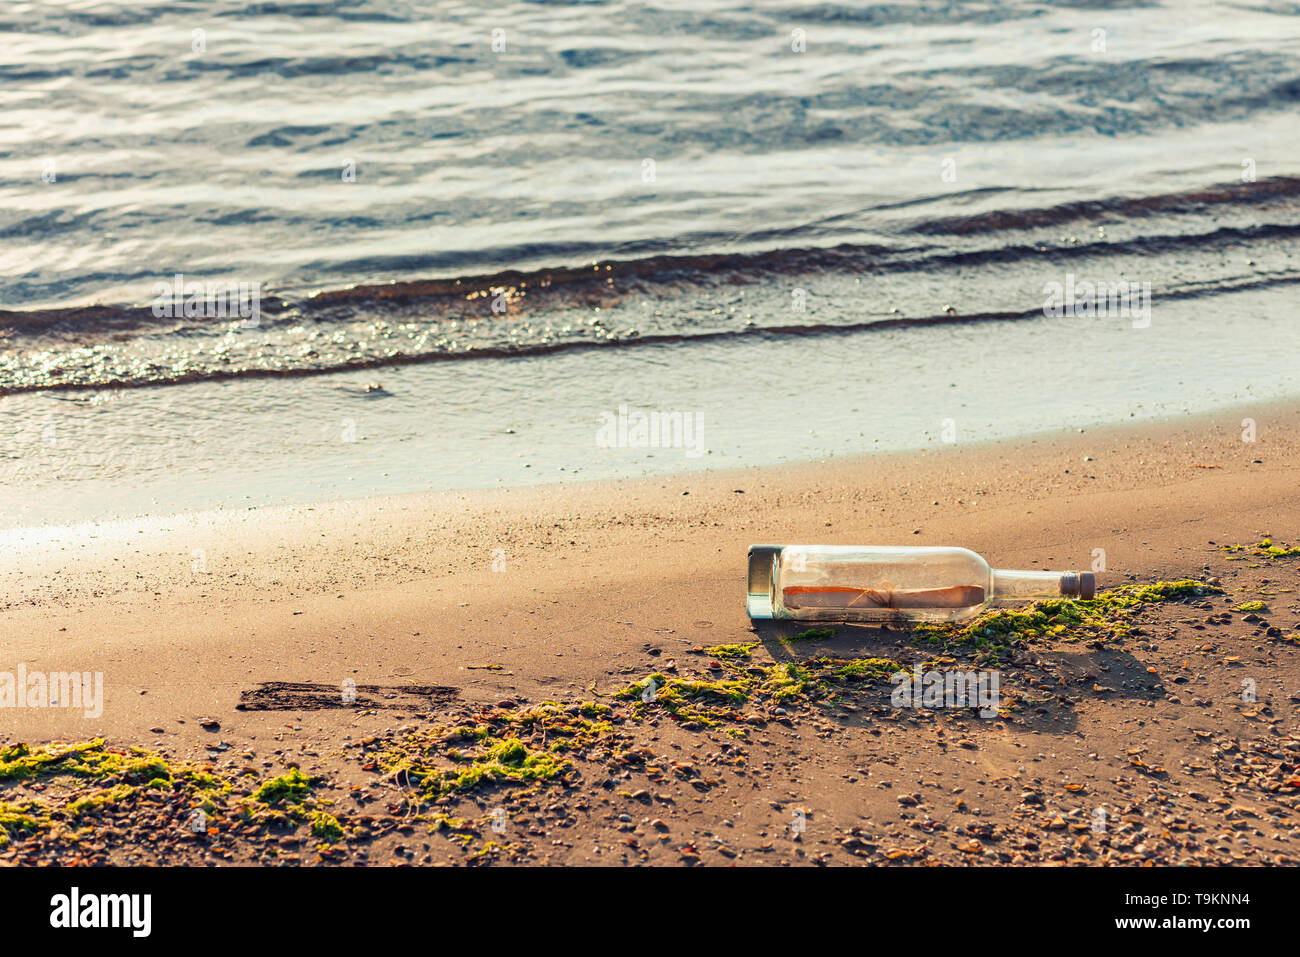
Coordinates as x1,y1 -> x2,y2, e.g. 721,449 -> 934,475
747,544 -> 1094,623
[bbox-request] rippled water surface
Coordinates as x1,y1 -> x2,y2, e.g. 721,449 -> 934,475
2,0 -> 1298,524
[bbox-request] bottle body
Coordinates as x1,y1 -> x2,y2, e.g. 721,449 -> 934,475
747,545 -> 1092,624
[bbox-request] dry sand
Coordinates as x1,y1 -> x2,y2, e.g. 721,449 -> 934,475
1,403 -> 1298,865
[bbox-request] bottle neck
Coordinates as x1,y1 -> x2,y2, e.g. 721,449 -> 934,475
991,569 -> 1082,601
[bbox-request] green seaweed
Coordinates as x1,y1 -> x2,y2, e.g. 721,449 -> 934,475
438,737 -> 569,795
782,627 -> 836,644
616,673 -> 749,705
915,580 -> 1220,649
0,802 -> 40,846
1220,538 -> 1300,559
511,702 -> 614,753
376,732 -> 571,802
251,767 -> 319,806
762,662 -> 820,701
828,657 -> 903,682
66,782 -> 141,818
614,671 -> 753,726
310,810 -> 344,842
705,642 -> 759,660
0,740 -> 317,854
0,739 -> 171,785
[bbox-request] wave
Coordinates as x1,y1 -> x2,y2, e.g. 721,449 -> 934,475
2,264 -> 1297,396
906,176 -> 1300,235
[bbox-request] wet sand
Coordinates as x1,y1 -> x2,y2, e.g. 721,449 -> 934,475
1,404 -> 1298,865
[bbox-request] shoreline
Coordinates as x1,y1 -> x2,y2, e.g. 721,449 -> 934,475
2,400 -> 1295,726
5,297 -> 1298,529
2,392 -> 1292,538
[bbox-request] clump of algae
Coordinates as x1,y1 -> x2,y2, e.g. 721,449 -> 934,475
413,737 -> 569,799
0,739 -> 353,854
760,662 -> 819,701
915,580 -> 1219,650
781,628 -> 836,645
615,671 -> 752,726
309,810 -> 345,842
0,801 -> 41,846
0,739 -> 172,786
66,783 -> 138,819
0,739 -> 228,818
510,701 -> 613,753
251,767 -> 318,806
705,642 -> 759,660
366,695 -> 626,820
1220,538 -> 1300,559
373,716 -> 576,805
827,657 -> 904,682
243,766 -> 345,840
616,650 -> 904,719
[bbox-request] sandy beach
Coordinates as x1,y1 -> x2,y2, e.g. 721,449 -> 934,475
1,404 -> 1297,865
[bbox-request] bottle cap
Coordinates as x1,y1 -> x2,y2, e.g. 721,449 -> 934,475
1060,571 -> 1096,599
747,545 -> 781,619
